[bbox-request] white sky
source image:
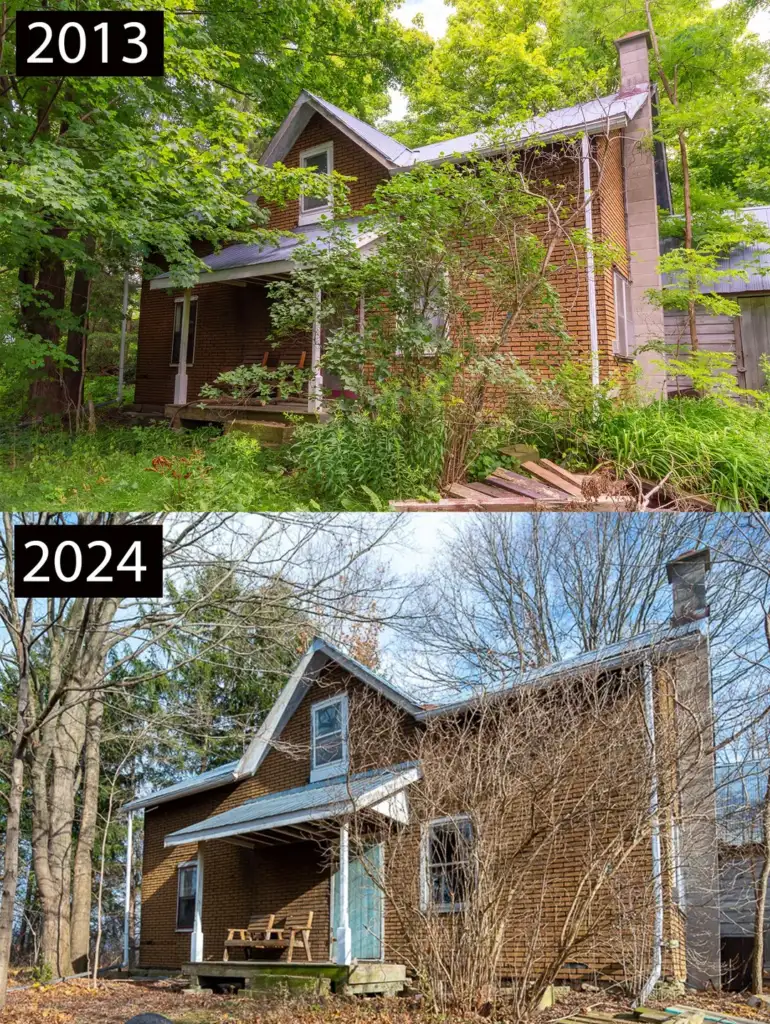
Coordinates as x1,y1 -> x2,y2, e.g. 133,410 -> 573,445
389,1 -> 770,120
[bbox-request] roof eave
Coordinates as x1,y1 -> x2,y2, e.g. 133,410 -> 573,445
122,766 -> 237,813
260,91 -> 400,172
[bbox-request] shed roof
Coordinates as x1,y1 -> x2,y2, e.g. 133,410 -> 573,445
163,762 -> 421,847
149,216 -> 375,290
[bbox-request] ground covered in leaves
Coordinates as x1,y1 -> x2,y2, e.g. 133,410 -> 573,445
0,977 -> 767,1024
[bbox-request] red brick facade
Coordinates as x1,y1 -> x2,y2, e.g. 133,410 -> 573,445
133,112 -> 631,411
138,646 -> 715,984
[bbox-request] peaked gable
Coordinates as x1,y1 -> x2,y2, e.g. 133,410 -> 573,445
234,637 -> 422,779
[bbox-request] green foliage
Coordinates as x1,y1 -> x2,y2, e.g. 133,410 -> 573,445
200,363 -> 313,405
0,423 -> 313,511
289,379 -> 447,504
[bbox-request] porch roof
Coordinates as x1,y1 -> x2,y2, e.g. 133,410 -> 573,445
163,761 -> 421,848
149,216 -> 377,290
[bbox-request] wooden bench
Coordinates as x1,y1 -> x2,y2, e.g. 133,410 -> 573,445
223,911 -> 313,962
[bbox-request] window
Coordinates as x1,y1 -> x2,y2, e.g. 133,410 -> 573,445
176,862 -> 197,931
421,815 -> 474,912
613,270 -> 633,359
299,142 -> 333,224
171,296 -> 198,366
310,693 -> 348,781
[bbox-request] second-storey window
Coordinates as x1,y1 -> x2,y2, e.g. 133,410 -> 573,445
299,142 -> 333,224
310,693 -> 348,781
176,862 -> 197,931
171,296 -> 198,366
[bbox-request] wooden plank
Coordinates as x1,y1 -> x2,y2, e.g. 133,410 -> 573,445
522,460 -> 585,497
465,480 -> 518,499
538,458 -> 587,489
391,497 -> 539,512
490,467 -> 569,501
446,483 -> 485,503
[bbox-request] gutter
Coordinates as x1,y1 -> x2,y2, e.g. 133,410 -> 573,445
581,132 -> 600,388
637,657 -> 664,1006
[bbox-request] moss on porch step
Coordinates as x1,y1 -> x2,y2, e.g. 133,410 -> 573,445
224,419 -> 294,446
183,961 -> 406,997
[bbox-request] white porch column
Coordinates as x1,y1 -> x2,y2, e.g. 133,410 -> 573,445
336,820 -> 352,965
173,288 -> 192,405
191,844 -> 205,963
309,288 -> 323,414
123,811 -> 133,969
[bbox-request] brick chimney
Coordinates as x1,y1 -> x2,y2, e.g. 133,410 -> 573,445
666,548 -> 711,625
615,30 -> 653,93
613,29 -> 666,396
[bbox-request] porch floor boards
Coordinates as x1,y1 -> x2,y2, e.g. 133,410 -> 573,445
165,401 -> 321,424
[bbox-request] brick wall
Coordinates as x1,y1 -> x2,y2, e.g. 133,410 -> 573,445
139,648 -> 711,984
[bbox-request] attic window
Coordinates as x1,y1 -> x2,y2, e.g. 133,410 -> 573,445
310,693 -> 348,781
299,142 -> 333,225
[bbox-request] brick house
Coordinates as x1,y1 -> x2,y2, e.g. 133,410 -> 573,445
132,29 -> 670,421
123,587 -> 721,993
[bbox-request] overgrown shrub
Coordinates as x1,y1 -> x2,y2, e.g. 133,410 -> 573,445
289,379 -> 446,505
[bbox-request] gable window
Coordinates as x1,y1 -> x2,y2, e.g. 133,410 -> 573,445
171,296 -> 198,366
299,142 -> 334,225
613,270 -> 633,359
176,861 -> 197,931
310,693 -> 348,781
421,815 -> 474,912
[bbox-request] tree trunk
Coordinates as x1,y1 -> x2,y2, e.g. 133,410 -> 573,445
26,243 -> 69,416
63,264 -> 93,415
0,659 -> 31,1009
751,771 -> 770,993
70,696 -> 104,974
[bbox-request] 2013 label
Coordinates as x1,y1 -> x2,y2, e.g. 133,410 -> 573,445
16,11 -> 164,77
14,525 -> 164,598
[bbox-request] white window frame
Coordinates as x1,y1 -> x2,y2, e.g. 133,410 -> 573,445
310,692 -> 348,782
175,860 -> 198,932
613,270 -> 633,359
420,814 -> 474,913
299,141 -> 334,226
170,295 -> 198,367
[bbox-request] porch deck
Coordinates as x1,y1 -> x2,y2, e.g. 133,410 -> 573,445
183,959 -> 407,997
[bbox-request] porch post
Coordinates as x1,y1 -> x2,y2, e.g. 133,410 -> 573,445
191,844 -> 204,963
123,811 -> 133,969
309,288 -> 323,414
336,819 -> 352,965
173,288 -> 192,405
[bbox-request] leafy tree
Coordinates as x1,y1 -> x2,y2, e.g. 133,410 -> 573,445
0,0 -> 427,414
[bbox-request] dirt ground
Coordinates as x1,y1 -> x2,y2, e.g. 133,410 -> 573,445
0,977 -> 767,1024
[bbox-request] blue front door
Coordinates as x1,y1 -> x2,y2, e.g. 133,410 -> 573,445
331,844 -> 383,960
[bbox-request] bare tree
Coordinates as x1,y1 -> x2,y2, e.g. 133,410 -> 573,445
0,511 -> 404,1005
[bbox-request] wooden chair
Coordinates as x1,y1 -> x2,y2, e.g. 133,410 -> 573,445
223,911 -> 313,963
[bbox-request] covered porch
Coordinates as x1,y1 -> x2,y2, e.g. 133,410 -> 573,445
126,764 -> 418,994
147,217 -> 375,421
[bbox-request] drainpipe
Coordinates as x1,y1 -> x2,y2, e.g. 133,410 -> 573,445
123,811 -> 133,970
581,133 -> 600,388
637,658 -> 664,1006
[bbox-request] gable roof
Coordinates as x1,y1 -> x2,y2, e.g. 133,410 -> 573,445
123,621 -> 704,813
260,85 -> 650,173
416,620 -> 705,720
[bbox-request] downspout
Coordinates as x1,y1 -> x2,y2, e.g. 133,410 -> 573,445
581,133 -> 600,388
123,811 -> 133,970
637,657 -> 664,1006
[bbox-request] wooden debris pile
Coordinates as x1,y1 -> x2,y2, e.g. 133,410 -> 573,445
392,458 -> 632,513
556,1004 -> 767,1024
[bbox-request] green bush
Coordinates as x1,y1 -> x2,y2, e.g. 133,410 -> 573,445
289,380 -> 446,505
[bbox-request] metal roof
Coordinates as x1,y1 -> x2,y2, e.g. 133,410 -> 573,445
260,86 -> 650,173
416,620 -> 705,720
149,217 -> 373,289
123,759 -> 238,813
163,762 -> 421,847
408,88 -> 649,166
661,206 -> 770,296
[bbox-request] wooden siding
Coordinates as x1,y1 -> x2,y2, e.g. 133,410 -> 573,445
664,309 -> 738,393
737,296 -> 770,390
